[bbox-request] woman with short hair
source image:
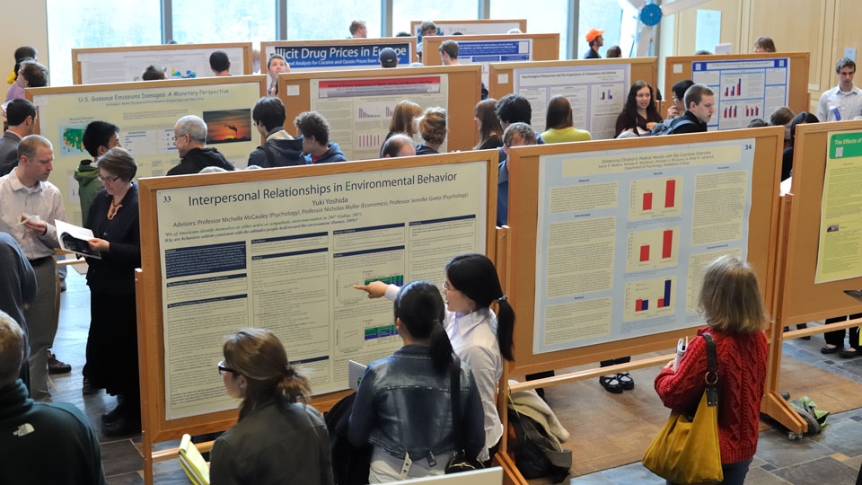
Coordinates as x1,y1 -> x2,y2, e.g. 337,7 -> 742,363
210,328 -> 334,485
83,147 -> 142,436
416,107 -> 447,155
654,255 -> 769,485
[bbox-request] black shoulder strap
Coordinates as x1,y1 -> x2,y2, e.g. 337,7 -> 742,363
703,334 -> 719,406
450,357 -> 463,452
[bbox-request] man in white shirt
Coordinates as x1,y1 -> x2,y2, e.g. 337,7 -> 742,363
817,57 -> 862,122
0,135 -> 67,401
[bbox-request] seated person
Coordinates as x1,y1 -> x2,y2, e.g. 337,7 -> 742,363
541,95 -> 591,143
210,328 -> 334,484
0,312 -> 107,484
615,81 -> 662,137
248,97 -> 304,168
349,281 -> 484,482
666,80 -> 694,120
294,111 -> 347,164
415,107 -> 447,155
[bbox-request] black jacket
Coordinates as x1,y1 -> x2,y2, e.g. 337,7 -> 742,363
85,185 -> 141,295
167,147 -> 235,175
248,129 -> 305,168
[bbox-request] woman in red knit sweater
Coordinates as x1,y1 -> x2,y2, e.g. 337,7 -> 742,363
654,255 -> 769,485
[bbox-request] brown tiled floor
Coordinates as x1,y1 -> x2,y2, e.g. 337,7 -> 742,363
51,270 -> 862,484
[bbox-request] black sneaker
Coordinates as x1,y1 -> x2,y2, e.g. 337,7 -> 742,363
48,352 -> 72,374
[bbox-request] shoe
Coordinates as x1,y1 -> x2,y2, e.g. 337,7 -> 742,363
821,345 -> 840,354
102,396 -> 126,424
599,375 -> 623,394
60,279 -> 67,292
780,391 -> 790,400
617,372 -> 635,391
102,415 -> 141,437
47,352 -> 72,374
798,323 -> 811,340
82,377 -> 100,395
839,348 -> 861,359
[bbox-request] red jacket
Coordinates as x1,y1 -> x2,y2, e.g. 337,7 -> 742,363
654,327 -> 768,464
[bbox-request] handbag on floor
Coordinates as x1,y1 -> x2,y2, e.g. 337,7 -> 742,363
642,334 -> 723,484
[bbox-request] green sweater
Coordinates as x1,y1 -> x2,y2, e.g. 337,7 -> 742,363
73,160 -> 100,226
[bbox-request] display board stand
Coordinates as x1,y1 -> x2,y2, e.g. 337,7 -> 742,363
72,42 -> 253,84
261,37 -> 418,71
410,19 -> 527,37
135,152 -> 499,485
420,33 -> 560,67
496,127 -> 784,481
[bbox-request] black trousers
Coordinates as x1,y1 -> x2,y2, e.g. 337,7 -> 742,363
824,313 -> 862,348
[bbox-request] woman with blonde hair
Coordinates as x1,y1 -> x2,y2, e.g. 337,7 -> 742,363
416,107 -> 447,155
473,99 -> 504,150
654,255 -> 769,485
210,328 -> 333,485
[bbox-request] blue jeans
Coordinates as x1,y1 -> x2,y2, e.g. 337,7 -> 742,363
667,458 -> 752,485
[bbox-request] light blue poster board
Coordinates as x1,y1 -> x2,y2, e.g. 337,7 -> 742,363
270,42 -> 413,71
532,139 -> 755,353
692,58 -> 790,130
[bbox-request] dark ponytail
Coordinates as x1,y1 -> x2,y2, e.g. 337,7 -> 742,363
395,281 -> 454,375
446,254 -> 515,361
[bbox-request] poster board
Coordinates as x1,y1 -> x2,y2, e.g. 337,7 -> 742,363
505,128 -> 783,375
261,37 -> 418,72
664,52 -> 810,130
135,151 -> 497,443
488,58 -> 658,140
421,34 -> 560,86
72,42 -> 253,84
409,19 -> 527,37
777,121 -> 862,326
277,65 -> 482,158
25,76 -> 266,226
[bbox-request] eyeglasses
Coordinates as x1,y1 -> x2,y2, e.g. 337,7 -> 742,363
98,175 -> 120,184
442,281 -> 455,291
218,360 -> 237,375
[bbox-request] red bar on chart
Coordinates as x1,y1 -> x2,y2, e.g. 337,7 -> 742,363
665,180 -> 675,208
662,230 -> 673,258
636,299 -> 643,312
643,192 -> 653,211
640,245 -> 650,262
658,298 -> 665,308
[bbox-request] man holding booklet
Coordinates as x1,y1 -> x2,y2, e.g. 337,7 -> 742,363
0,135 -> 67,402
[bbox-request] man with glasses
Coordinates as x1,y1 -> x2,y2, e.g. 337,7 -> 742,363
0,135 -> 67,402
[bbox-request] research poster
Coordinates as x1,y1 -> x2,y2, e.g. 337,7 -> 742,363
268,42 -> 413,72
77,47 -> 246,84
455,39 -> 533,86
309,75 -> 449,160
414,21 -> 523,37
33,80 -> 262,224
691,58 -> 789,130
815,131 -> 862,283
156,161 -> 489,419
532,139 -> 755,353
513,64 -> 630,140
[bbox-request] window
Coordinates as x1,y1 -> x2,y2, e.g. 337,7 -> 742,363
47,0 -> 161,86
393,1 -> 479,36
172,1 -> 275,45
288,2 -> 381,40
491,0 -> 568,59
578,0 -> 623,58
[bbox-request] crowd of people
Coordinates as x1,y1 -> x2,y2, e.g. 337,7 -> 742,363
2,28 -> 860,485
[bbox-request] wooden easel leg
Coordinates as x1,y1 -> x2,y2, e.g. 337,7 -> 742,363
762,390 -> 807,436
496,452 -> 528,485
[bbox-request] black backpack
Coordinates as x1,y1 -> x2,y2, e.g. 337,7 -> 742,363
507,408 -> 572,483
324,393 -> 372,485
651,116 -> 697,136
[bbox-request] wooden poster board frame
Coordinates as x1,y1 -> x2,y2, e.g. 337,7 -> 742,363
409,19 -> 528,37
775,120 -> 862,326
261,37 -> 419,69
277,64 -> 483,153
664,52 -> 811,119
421,33 -> 560,67
135,151 -> 499,485
71,42 -> 254,84
488,58 -> 658,103
504,128 -> 784,377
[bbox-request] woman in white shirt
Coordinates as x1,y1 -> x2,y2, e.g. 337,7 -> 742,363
356,253 -> 515,463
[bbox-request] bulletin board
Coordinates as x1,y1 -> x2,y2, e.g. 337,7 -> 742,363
409,19 -> 527,37
261,37 -> 418,71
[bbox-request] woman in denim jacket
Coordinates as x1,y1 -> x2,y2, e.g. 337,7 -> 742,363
348,281 -> 485,483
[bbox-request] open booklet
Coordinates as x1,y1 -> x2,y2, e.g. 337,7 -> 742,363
178,434 -> 210,485
55,220 -> 101,260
